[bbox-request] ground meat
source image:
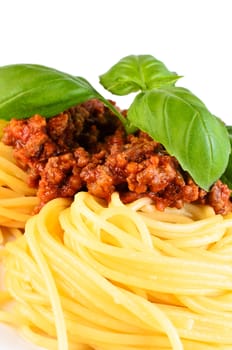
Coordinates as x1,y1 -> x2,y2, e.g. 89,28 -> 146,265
2,99 -> 232,214
2,99 -> 121,187
198,180 -> 232,215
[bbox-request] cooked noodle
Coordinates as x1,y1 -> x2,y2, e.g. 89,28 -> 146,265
0,142 -> 38,242
1,190 -> 232,350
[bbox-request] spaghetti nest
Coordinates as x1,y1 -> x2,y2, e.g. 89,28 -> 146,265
1,191 -> 232,350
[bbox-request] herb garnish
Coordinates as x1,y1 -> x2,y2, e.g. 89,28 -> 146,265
100,55 -> 231,191
0,64 -> 135,133
0,55 -> 231,191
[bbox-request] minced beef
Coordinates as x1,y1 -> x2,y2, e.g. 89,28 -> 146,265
2,99 -> 232,214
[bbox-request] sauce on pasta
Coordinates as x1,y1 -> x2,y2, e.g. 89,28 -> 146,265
0,100 -> 232,350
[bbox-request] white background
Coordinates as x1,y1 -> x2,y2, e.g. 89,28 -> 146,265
0,0 -> 231,349
0,0 -> 232,124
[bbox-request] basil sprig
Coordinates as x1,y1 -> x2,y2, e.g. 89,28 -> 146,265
100,55 -> 231,191
0,56 -> 231,191
0,64 -> 134,133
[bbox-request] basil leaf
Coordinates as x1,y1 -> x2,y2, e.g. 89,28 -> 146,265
0,64 -> 102,120
127,86 -> 231,190
0,64 -> 135,134
99,55 -> 181,95
221,126 -> 232,189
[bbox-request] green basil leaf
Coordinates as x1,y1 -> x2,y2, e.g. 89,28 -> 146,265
221,126 -> 232,189
99,55 -> 181,95
0,64 -> 102,120
127,86 -> 231,190
0,64 -> 134,132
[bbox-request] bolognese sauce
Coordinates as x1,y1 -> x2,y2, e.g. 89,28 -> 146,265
2,99 -> 232,214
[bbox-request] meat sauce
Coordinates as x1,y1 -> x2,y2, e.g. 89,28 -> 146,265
2,99 -> 232,214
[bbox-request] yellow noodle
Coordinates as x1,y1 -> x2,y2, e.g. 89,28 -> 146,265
1,191 -> 232,349
0,142 -> 38,236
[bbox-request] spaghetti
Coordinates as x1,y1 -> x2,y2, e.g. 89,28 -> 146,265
0,141 -> 38,242
1,191 -> 232,349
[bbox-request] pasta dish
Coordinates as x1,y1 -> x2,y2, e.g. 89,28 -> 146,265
0,55 -> 232,350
